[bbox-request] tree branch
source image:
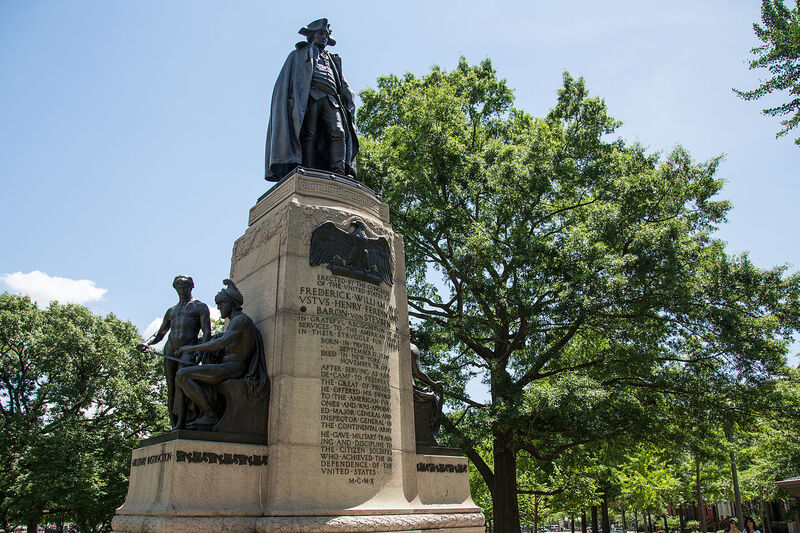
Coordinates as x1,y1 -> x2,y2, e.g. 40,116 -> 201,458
517,486 -> 566,496
442,388 -> 488,408
516,311 -> 586,388
441,414 -> 495,494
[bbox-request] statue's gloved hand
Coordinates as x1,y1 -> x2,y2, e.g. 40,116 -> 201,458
136,343 -> 151,353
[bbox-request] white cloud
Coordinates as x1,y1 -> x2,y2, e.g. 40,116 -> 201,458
2,270 -> 107,307
210,307 -> 221,322
142,317 -> 163,339
141,317 -> 167,350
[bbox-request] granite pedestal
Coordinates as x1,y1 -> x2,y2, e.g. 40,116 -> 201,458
112,169 -> 484,533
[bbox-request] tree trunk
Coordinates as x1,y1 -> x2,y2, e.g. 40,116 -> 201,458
27,517 -> 39,533
572,513 -> 576,533
492,432 -> 521,533
696,458 -> 707,533
623,509 -> 628,533
635,509 -> 640,533
664,514 -> 669,533
761,501 -> 771,533
602,493 -> 611,533
533,495 -> 540,533
647,510 -> 653,533
679,505 -> 686,533
724,427 -> 744,528
593,506 -> 600,533
583,510 -> 588,533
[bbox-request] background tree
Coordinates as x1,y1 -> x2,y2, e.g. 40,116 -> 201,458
0,294 -> 167,532
358,58 -> 800,530
618,445 -> 681,532
734,0 -> 800,145
738,374 -> 800,531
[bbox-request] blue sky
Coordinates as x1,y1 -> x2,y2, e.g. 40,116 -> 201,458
1,1 -> 798,352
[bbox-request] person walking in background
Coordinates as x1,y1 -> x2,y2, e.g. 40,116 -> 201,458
722,517 -> 741,533
743,517 -> 761,533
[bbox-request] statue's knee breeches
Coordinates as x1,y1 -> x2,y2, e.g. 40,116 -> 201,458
323,106 -> 346,140
300,99 -> 323,141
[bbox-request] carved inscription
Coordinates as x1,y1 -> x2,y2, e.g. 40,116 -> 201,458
131,452 -> 171,467
175,450 -> 268,466
416,462 -> 468,473
131,450 -> 268,467
298,273 -> 398,484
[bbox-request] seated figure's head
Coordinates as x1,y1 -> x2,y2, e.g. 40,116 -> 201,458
215,279 -> 243,318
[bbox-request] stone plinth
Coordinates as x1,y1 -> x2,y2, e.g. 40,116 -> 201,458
231,169 -> 416,515
414,454 -> 472,506
113,169 -> 483,532
112,439 -> 268,525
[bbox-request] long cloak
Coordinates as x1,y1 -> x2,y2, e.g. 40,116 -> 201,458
264,42 -> 358,181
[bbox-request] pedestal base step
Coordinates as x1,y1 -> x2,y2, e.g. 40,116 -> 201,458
112,512 -> 485,533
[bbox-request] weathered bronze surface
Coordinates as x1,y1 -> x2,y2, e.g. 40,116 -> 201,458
309,219 -> 393,285
173,280 -> 270,436
265,18 -> 358,181
137,275 -> 211,430
410,330 -> 443,447
140,429 -> 267,446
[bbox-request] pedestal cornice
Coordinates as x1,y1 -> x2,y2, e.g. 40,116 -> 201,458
250,168 -> 390,227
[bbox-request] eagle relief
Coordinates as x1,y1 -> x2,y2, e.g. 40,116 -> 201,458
309,219 -> 393,286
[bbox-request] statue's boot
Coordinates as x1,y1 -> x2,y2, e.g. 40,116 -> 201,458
329,139 -> 346,176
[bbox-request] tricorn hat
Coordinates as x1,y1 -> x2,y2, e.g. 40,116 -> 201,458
299,18 -> 336,46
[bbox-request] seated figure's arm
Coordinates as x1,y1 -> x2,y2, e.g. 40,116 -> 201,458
176,318 -> 242,355
411,343 -> 443,391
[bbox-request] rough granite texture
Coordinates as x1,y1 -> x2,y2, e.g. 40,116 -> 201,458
255,512 -> 486,532
113,512 -> 485,533
112,515 -> 259,533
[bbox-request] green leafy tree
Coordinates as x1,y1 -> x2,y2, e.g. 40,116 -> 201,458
734,0 -> 800,145
736,374 -> 800,530
357,58 -> 800,530
467,439 -> 495,524
619,446 -> 680,522
0,294 -> 167,532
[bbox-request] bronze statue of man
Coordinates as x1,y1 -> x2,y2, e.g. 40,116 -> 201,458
264,18 -> 358,181
410,328 -> 444,446
137,275 -> 211,430
174,280 -> 265,429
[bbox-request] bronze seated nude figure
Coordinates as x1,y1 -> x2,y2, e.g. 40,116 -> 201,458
173,279 -> 269,434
